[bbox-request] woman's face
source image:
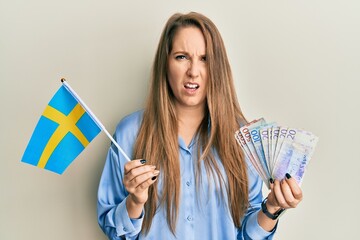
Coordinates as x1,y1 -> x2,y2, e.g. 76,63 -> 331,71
167,27 -> 208,111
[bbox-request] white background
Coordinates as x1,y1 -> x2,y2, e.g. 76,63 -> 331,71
1,0 -> 359,239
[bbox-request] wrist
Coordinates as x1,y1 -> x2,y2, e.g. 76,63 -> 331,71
126,196 -> 144,219
265,201 -> 281,214
261,197 -> 285,220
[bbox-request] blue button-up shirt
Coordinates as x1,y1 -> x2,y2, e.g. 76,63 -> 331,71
97,110 -> 277,240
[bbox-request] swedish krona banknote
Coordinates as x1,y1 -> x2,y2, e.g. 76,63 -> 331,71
235,119 -> 318,188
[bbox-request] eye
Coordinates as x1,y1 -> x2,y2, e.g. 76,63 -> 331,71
201,56 -> 207,62
175,55 -> 187,60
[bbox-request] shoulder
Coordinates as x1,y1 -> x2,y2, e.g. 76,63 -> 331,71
115,110 -> 144,134
112,110 -> 144,154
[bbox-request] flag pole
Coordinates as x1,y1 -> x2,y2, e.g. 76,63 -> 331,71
60,78 -> 131,162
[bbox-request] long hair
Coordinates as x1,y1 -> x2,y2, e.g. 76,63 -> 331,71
133,12 -> 249,235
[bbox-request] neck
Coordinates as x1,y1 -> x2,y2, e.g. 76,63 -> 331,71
175,104 -> 205,146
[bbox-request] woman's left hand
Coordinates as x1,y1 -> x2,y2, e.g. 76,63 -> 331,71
266,173 -> 303,211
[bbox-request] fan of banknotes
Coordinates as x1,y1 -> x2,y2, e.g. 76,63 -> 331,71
235,118 -> 319,189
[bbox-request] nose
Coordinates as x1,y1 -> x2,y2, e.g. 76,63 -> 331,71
187,60 -> 200,78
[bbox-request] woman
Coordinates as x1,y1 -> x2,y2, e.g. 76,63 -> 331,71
97,12 -> 303,240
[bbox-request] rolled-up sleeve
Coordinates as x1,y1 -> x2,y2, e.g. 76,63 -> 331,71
97,144 -> 143,240
114,196 -> 144,238
238,161 -> 277,240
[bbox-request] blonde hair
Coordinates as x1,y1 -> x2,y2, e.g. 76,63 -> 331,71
133,12 -> 249,235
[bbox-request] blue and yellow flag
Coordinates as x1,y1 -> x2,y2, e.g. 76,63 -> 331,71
22,85 -> 101,174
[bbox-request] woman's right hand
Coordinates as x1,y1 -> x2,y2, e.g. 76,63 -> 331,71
123,159 -> 159,218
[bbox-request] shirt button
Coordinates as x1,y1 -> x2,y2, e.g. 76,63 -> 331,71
123,227 -> 127,232
187,215 -> 193,221
186,181 -> 191,186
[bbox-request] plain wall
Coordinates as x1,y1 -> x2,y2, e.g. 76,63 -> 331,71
1,0 -> 359,239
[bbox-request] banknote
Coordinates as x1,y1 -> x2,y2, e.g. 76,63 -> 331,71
237,119 -> 268,184
235,119 -> 318,188
273,127 -> 288,165
236,129 -> 269,186
259,127 -> 270,169
249,122 -> 276,180
271,128 -> 297,178
272,128 -> 298,181
285,130 -> 318,184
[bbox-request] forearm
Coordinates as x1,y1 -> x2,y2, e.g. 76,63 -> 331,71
98,151 -> 144,239
126,195 -> 145,219
257,201 -> 281,232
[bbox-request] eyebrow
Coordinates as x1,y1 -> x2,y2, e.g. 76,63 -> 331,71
171,51 -> 206,57
172,50 -> 188,55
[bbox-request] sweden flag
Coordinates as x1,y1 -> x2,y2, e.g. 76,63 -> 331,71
22,85 -> 101,174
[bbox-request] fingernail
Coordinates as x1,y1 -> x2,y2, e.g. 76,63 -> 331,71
140,159 -> 146,164
151,176 -> 157,181
285,173 -> 291,179
269,178 -> 274,184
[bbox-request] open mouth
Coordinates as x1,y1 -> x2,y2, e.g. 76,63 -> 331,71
184,83 -> 199,89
